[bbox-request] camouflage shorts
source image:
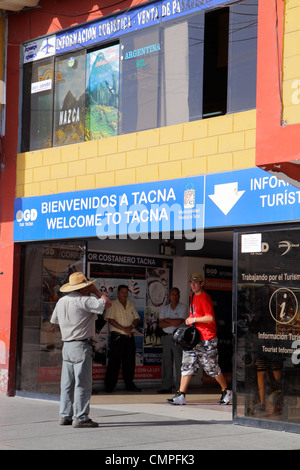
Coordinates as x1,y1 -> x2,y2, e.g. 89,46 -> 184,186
181,337 -> 221,378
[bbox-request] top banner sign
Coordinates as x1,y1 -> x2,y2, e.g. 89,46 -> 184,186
56,0 -> 231,53
23,0 -> 232,62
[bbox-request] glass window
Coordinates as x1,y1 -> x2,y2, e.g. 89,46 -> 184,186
53,51 -> 86,146
236,228 -> 300,428
203,8 -> 229,118
85,44 -> 120,140
21,58 -> 54,152
227,0 -> 258,113
20,3 -> 258,152
119,28 -> 161,134
16,242 -> 84,395
160,12 -> 204,126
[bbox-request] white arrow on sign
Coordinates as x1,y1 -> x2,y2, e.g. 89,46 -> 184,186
208,182 -> 245,215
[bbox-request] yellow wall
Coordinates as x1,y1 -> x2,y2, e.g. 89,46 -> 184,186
16,109 -> 256,198
282,0 -> 300,124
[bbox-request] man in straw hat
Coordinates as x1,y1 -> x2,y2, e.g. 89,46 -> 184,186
51,272 -> 111,428
167,273 -> 232,406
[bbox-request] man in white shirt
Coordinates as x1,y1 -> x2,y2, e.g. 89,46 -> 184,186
51,272 -> 111,428
157,287 -> 188,393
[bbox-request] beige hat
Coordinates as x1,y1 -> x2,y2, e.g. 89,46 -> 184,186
188,273 -> 204,283
60,272 -> 97,292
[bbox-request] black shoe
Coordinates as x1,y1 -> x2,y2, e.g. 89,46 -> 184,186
59,417 -> 72,425
125,384 -> 142,392
157,388 -> 172,394
72,418 -> 99,428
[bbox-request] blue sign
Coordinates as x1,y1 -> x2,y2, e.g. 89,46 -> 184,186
205,167 -> 300,228
13,176 -> 205,242
54,0 -> 232,54
13,167 -> 300,242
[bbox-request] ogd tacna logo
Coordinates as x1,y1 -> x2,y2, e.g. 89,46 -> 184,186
16,209 -> 38,226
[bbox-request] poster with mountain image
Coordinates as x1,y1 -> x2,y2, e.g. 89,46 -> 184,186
85,45 -> 119,140
53,51 -> 86,146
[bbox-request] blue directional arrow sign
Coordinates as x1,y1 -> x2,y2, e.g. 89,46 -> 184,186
205,167 -> 300,228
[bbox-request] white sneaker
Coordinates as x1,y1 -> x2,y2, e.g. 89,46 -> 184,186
218,389 -> 232,405
167,391 -> 186,405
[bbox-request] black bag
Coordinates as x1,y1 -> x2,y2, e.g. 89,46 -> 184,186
173,293 -> 200,349
173,322 -> 200,350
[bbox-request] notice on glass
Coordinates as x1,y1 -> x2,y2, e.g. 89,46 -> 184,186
241,233 -> 262,253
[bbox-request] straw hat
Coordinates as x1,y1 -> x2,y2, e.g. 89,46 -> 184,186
60,272 -> 97,292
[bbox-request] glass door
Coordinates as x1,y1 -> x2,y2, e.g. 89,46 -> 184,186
16,241 -> 85,395
234,227 -> 300,433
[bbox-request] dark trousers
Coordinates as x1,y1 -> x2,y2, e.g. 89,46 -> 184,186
105,332 -> 136,391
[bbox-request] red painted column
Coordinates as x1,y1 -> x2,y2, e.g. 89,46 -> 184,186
256,0 -> 300,169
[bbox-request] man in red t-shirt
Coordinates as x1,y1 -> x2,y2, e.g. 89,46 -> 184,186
167,273 -> 232,406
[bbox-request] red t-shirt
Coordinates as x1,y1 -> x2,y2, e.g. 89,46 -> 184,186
189,291 -> 217,341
